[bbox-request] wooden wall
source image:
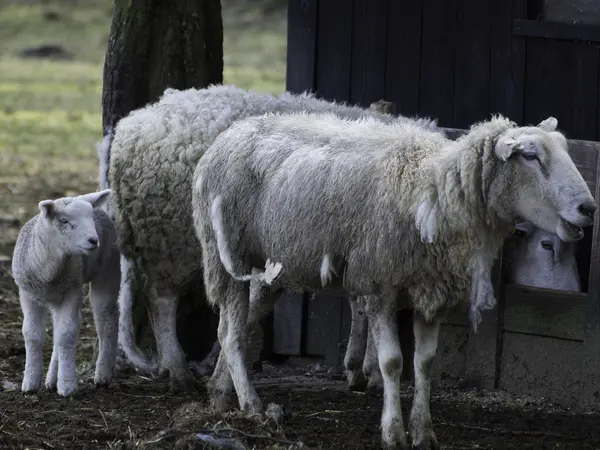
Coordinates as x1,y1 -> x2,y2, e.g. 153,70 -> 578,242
282,0 -> 600,407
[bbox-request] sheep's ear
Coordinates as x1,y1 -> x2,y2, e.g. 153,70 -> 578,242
537,116 -> 558,132
494,136 -> 524,161
515,221 -> 534,237
39,200 -> 56,220
78,189 -> 111,209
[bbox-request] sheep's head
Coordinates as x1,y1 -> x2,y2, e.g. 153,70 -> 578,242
488,117 -> 595,242
505,221 -> 581,292
38,189 -> 111,256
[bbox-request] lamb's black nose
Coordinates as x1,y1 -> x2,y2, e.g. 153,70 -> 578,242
88,237 -> 99,246
578,201 -> 597,219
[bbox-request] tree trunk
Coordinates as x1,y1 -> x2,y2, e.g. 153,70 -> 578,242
99,0 -> 223,365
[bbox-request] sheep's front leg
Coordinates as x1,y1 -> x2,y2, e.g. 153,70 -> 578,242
366,293 -> 408,449
52,287 -> 82,396
344,296 -> 368,391
147,289 -> 196,392
89,272 -> 119,387
363,324 -> 383,392
409,311 -> 440,450
20,290 -> 47,393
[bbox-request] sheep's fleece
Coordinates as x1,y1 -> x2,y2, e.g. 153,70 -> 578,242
108,84 -> 437,379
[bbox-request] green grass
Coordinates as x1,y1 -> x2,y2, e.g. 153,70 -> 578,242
0,0 -> 287,218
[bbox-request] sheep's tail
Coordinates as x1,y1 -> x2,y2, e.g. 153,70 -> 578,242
117,255 -> 158,374
210,195 -> 283,285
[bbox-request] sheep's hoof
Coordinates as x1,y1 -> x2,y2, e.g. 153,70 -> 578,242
410,430 -> 439,450
45,382 -> 57,393
169,373 -> 201,394
209,389 -> 236,413
95,381 -> 111,389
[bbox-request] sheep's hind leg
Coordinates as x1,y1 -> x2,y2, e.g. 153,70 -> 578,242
220,281 -> 263,414
208,280 -> 279,412
20,290 -> 47,393
365,292 -> 409,449
148,289 -> 197,393
344,296 -> 368,391
409,311 -> 440,450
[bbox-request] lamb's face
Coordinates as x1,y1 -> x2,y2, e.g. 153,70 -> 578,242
506,221 -> 581,292
38,189 -> 112,256
489,117 -> 595,242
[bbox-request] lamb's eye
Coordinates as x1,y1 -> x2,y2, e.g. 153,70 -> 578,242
59,218 -> 69,225
521,152 -> 538,162
541,240 -> 553,251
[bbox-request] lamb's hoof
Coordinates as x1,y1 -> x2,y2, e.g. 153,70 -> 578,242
411,431 -> 439,450
57,381 -> 78,397
94,381 -> 111,389
382,439 -> 410,450
22,379 -> 41,394
45,381 -> 57,392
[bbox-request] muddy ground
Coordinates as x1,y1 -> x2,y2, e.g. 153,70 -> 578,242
1,179 -> 600,450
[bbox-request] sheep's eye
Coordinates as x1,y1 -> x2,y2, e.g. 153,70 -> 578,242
521,152 -> 538,162
59,218 -> 69,225
541,240 -> 553,251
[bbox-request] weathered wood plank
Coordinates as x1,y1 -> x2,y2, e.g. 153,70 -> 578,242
286,0 -> 318,94
524,37 -> 599,141
585,154 -> 600,336
419,0 -> 457,126
349,0 -> 389,107
315,0 -> 354,102
505,0 -> 528,123
273,292 -> 305,355
305,294 -> 343,365
452,0 -> 492,128
489,0 -> 527,123
567,139 -> 599,197
513,19 -> 600,42
502,284 -> 587,341
384,0 -> 423,116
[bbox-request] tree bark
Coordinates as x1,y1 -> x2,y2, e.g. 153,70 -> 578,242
100,0 -> 223,364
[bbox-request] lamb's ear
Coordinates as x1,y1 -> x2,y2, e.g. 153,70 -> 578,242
537,116 -> 558,132
494,136 -> 524,162
39,200 -> 56,220
78,189 -> 112,209
515,221 -> 534,237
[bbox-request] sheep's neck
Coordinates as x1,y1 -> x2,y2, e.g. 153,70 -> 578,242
30,222 -> 71,286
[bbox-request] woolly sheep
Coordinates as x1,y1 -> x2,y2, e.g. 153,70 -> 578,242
11,189 -> 119,396
105,84 -> 437,391
344,222 -> 583,392
191,112 -> 595,449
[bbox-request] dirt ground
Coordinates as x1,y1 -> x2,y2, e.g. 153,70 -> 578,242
1,180 -> 600,450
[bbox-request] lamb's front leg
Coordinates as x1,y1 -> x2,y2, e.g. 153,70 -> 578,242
45,310 -> 59,391
409,311 -> 440,450
366,292 -> 408,449
20,289 -> 47,393
51,287 -> 82,396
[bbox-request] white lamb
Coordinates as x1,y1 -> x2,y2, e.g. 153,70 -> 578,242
104,84 -> 437,391
344,221 -> 583,392
11,189 -> 119,396
192,113 -> 595,449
